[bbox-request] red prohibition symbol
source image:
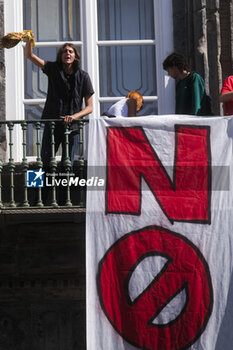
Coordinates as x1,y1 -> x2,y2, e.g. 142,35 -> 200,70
98,226 -> 213,350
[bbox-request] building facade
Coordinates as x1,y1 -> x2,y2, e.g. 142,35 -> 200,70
1,0 -> 233,161
0,0 -> 232,161
0,1 -> 233,349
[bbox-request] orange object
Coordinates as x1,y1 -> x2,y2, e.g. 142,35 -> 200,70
1,30 -> 35,49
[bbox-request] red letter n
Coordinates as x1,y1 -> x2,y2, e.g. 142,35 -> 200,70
106,125 -> 211,224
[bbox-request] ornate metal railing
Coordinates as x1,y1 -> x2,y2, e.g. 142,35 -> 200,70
0,119 -> 88,209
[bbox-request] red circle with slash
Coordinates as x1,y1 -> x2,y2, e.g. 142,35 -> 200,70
98,226 -> 213,350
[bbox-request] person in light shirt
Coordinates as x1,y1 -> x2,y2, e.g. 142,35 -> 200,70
105,91 -> 144,117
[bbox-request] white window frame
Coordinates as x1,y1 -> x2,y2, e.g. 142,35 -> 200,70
86,0 -> 175,117
154,0 -> 175,114
5,0 -> 24,161
5,0 -> 174,161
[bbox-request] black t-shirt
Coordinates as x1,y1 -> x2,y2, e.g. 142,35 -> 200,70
41,61 -> 94,125
63,72 -> 75,114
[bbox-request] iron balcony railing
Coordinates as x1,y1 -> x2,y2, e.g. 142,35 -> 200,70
0,119 -> 89,209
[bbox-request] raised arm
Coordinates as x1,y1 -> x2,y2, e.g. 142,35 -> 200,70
127,98 -> 137,117
24,38 -> 45,68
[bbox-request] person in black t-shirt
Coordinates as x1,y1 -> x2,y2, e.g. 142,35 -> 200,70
25,35 -> 94,169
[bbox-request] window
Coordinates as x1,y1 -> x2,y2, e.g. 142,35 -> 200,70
5,0 -> 174,160
23,0 -> 82,155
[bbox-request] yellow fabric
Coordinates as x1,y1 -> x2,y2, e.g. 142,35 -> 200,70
1,30 -> 35,48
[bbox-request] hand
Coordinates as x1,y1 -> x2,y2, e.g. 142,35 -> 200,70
60,115 -> 74,127
23,30 -> 35,44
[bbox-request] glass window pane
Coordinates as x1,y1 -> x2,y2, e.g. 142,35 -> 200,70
25,104 -> 44,156
24,46 -> 82,100
25,105 -> 64,156
99,45 -> 157,97
23,0 -> 80,42
97,0 -> 155,40
24,47 -> 55,99
140,101 -> 158,116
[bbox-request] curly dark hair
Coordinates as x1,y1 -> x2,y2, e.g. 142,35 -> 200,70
56,43 -> 81,67
163,52 -> 190,72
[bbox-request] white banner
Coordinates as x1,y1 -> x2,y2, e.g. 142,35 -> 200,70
86,115 -> 233,350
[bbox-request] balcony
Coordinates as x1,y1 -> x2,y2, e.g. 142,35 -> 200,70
0,120 -> 87,348
0,119 -> 88,210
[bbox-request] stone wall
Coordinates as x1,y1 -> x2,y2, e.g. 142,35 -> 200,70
0,0 -> 6,160
219,0 -> 233,79
173,0 -> 233,116
0,210 -> 86,350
